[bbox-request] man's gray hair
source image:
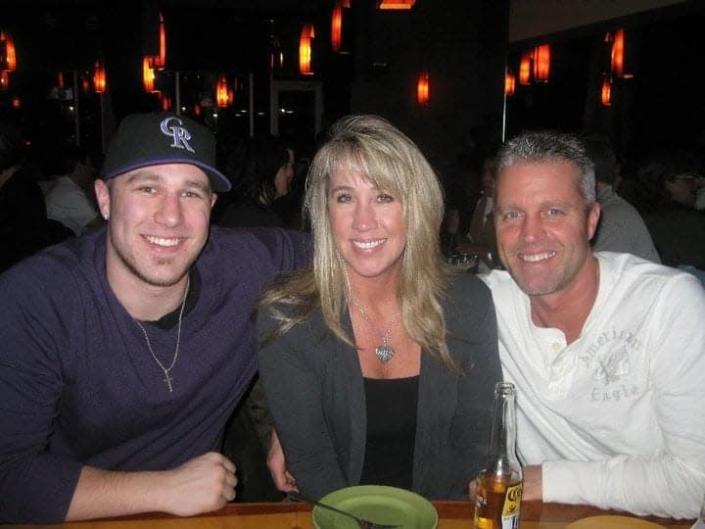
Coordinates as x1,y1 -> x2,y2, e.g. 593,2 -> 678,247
497,130 -> 596,205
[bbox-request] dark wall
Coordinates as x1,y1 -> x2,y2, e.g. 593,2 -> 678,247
1,1 -> 508,166
348,0 -> 509,171
504,3 -> 705,159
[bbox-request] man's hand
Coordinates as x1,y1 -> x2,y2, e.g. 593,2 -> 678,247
267,430 -> 298,492
522,465 -> 543,501
66,452 -> 237,521
158,452 -> 237,516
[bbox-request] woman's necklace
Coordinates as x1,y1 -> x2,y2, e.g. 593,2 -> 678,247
134,277 -> 190,393
353,300 -> 402,364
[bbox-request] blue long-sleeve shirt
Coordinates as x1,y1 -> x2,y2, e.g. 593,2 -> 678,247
0,226 -> 308,523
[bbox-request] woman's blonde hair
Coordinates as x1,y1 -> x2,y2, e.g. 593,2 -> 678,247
260,114 -> 454,366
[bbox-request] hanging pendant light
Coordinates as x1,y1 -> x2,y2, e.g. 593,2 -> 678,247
0,31 -> 17,72
81,74 -> 91,93
216,74 -> 230,108
0,70 -> 9,90
331,0 -> 351,53
377,0 -> 416,9
611,28 -> 625,78
228,78 -> 235,106
154,12 -> 167,69
505,68 -> 516,97
160,93 -> 172,112
416,71 -> 430,106
331,5 -> 343,52
93,59 -> 107,93
143,56 -> 158,93
519,51 -> 532,86
600,77 -> 612,106
533,44 -> 550,83
299,24 -> 315,76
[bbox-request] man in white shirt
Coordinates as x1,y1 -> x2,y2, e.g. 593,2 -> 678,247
482,130 -> 705,519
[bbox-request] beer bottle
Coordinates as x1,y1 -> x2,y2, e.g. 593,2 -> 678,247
473,382 -> 523,529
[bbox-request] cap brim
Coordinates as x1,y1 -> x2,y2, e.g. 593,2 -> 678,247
104,158 -> 232,192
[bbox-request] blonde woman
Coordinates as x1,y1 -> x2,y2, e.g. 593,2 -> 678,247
257,115 -> 501,499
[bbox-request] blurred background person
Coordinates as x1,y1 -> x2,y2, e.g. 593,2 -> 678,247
583,136 -> 660,262
695,176 -> 705,211
258,115 -> 500,500
463,152 -> 499,268
0,119 -> 65,273
215,135 -> 299,501
438,158 -> 470,259
628,148 -> 705,270
41,144 -> 102,236
215,137 -> 295,229
452,149 -> 499,271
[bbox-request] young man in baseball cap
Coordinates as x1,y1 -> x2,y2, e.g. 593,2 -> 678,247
0,113 -> 308,523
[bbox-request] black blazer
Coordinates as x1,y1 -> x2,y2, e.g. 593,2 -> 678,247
257,273 -> 501,500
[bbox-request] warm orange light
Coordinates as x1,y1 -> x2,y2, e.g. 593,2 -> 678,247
57,71 -> 65,89
601,77 -> 612,106
331,5 -> 343,52
11,96 -> 20,108
416,71 -> 430,106
142,55 -> 154,92
611,28 -> 625,78
143,56 -> 158,93
331,0 -> 351,53
299,24 -> 315,76
93,59 -> 107,93
216,73 -> 230,108
533,44 -> 550,83
378,0 -> 416,9
505,68 -> 516,97
154,12 -> 167,69
81,75 -> 91,93
519,51 -> 532,86
0,70 -> 8,90
0,31 -> 17,72
160,94 -> 172,112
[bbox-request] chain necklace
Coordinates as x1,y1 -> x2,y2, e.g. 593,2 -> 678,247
134,277 -> 190,393
353,300 -> 402,364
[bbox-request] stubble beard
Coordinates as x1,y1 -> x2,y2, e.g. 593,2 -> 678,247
112,241 -> 195,289
508,257 -> 580,298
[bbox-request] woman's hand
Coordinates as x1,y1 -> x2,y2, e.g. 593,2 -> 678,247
267,430 -> 298,492
468,478 -> 479,501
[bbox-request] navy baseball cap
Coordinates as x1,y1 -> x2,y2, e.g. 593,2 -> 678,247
102,112 -> 231,192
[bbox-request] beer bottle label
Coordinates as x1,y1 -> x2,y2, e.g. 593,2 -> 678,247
501,482 -> 522,529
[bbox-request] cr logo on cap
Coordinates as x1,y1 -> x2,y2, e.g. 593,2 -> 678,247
160,117 -> 196,153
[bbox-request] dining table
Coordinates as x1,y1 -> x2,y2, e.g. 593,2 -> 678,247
11,500 -> 694,529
